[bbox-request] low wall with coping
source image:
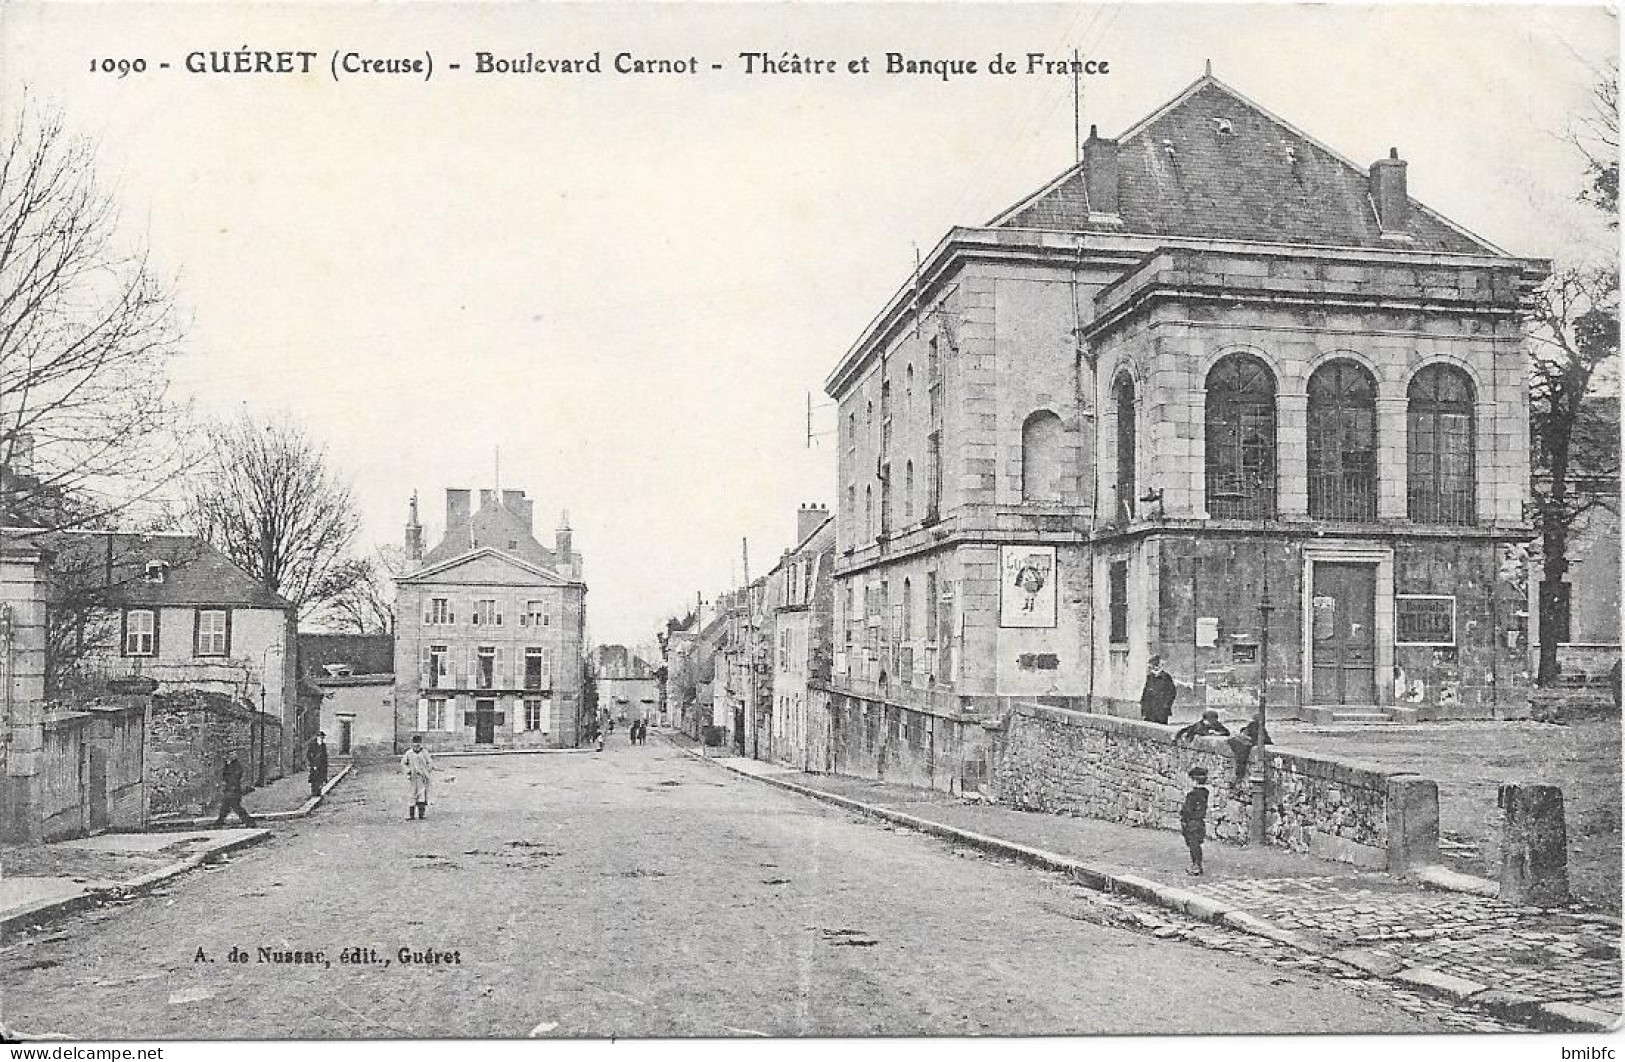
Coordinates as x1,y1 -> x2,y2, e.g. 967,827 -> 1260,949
989,704 -> 1439,872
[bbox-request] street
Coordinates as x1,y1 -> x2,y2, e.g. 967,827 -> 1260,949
2,739 -> 1470,1037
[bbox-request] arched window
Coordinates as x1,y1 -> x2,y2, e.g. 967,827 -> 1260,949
1205,354 -> 1277,518
1308,360 -> 1378,521
1021,410 -> 1065,502
1408,365 -> 1476,524
1113,376 -> 1137,520
904,460 -> 915,523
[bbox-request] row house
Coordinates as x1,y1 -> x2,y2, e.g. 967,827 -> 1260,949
393,488 -> 587,750
764,505 -> 836,771
824,70 -> 1545,792
591,644 -> 660,725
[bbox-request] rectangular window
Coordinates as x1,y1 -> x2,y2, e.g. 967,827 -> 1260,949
524,647 -> 549,690
1396,595 -> 1457,646
924,571 -> 938,642
473,599 -> 501,626
196,609 -> 229,656
524,698 -> 544,731
428,598 -> 450,624
124,609 -> 156,656
427,697 -> 447,731
1108,561 -> 1129,644
522,600 -> 548,627
476,646 -> 496,689
428,645 -> 448,688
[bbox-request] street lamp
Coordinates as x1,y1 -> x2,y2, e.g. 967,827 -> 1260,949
1249,552 -> 1273,845
258,645 -> 283,787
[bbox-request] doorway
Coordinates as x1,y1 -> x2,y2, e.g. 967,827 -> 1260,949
474,700 -> 496,744
337,717 -> 353,756
1310,563 -> 1377,704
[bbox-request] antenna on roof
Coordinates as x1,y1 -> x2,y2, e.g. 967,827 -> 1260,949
1205,58 -> 1213,77
1073,48 -> 1083,163
494,445 -> 501,498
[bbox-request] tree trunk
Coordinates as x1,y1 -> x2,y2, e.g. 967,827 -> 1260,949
1536,397 -> 1577,688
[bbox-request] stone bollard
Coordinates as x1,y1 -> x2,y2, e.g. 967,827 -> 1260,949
1498,783 -> 1569,906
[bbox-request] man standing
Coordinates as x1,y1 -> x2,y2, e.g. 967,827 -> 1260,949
305,731 -> 329,798
1140,655 -> 1177,724
214,753 -> 257,827
401,734 -> 434,820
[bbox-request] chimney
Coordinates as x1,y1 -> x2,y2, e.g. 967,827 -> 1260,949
797,502 -> 829,545
445,489 -> 472,550
1082,125 -> 1122,220
404,491 -> 424,565
502,489 -> 533,532
555,509 -> 573,574
479,488 -> 498,512
1370,147 -> 1410,236
5,432 -> 34,477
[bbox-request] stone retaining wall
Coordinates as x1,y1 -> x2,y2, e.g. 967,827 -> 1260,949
990,704 -> 1439,871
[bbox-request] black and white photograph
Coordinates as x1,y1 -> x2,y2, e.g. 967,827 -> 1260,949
0,2 -> 1618,1053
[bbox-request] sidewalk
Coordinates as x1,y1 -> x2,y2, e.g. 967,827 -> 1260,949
666,734 -> 1622,1033
1,828 -> 268,940
149,760 -> 354,829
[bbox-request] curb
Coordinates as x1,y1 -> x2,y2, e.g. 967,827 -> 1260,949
148,764 -> 355,831
0,829 -> 271,940
434,747 -> 597,759
672,740 -> 1620,1033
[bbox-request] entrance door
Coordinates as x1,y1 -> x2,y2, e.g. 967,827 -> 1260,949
88,746 -> 108,833
1311,563 -> 1377,704
474,700 -> 496,744
338,718 -> 353,756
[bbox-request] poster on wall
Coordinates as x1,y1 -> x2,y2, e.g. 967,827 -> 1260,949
1000,545 -> 1058,629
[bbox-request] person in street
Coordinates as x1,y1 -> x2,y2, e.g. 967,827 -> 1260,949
595,728 -> 605,752
629,718 -> 639,745
1181,767 -> 1209,876
305,730 -> 329,797
1139,656 -> 1177,724
401,734 -> 434,820
1174,709 -> 1231,743
214,753 -> 256,827
1227,717 -> 1273,786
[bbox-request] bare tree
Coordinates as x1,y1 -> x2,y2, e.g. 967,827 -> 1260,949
0,96 -> 189,532
1529,266 -> 1619,686
315,545 -> 404,634
184,412 -> 361,616
1569,60 -> 1619,221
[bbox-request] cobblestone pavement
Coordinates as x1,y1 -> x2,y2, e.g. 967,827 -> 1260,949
0,742 -> 1464,1038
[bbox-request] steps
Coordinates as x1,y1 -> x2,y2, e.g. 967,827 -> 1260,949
1299,705 -> 1419,725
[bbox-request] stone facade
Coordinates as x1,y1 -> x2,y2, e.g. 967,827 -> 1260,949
315,676 -> 396,760
394,489 -> 587,751
766,509 -> 836,770
148,689 -> 283,817
821,71 -> 1546,773
591,644 -> 659,725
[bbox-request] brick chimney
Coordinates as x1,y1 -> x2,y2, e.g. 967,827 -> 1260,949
555,510 -> 573,575
478,488 -> 498,512
404,491 -> 424,565
502,489 -> 534,532
797,502 -> 829,545
444,489 -> 472,551
1082,125 -> 1122,221
1370,147 -> 1410,237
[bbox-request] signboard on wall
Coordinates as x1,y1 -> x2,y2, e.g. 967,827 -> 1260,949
1000,545 -> 1058,629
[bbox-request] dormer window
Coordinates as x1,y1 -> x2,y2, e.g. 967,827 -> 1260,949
144,560 -> 168,583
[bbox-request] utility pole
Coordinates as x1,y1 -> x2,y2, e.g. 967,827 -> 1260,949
741,537 -> 751,757
1073,47 -> 1083,163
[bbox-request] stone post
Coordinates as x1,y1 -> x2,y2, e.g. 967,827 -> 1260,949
1498,783 -> 1569,905
1386,773 -> 1440,872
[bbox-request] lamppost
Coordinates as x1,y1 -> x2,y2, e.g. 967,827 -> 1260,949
1250,551 -> 1273,845
258,645 -> 283,787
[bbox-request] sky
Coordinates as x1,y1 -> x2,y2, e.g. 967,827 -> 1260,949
0,2 -> 1616,647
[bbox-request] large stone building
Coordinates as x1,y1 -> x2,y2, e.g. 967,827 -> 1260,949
393,488 -> 587,750
825,71 -> 1545,791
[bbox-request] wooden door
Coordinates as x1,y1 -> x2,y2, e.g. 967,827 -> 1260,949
1310,563 -> 1377,704
475,700 -> 496,744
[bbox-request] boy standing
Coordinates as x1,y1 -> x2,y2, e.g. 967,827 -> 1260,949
1181,766 -> 1209,876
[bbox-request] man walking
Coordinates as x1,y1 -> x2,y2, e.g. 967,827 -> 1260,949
1140,655 -> 1177,724
402,734 -> 434,820
305,730 -> 330,798
214,753 -> 257,827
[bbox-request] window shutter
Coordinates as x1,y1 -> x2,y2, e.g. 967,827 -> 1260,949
420,644 -> 431,684
192,609 -> 201,657
152,609 -> 162,656
495,647 -> 506,688
120,610 -> 130,657
224,610 -> 234,657
417,697 -> 428,732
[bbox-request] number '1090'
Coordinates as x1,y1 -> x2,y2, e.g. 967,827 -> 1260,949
91,58 -> 146,77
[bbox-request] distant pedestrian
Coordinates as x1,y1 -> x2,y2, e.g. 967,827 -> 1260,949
1140,656 -> 1176,724
305,731 -> 329,797
595,728 -> 605,752
1175,709 -> 1230,743
1181,767 -> 1209,876
636,719 -> 647,745
1227,717 -> 1273,786
213,753 -> 256,828
402,734 -> 434,820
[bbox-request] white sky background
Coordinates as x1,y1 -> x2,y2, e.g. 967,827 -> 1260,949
0,2 -> 1616,647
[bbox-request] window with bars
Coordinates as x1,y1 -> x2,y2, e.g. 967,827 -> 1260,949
1408,364 -> 1476,525
1108,561 -> 1129,644
1205,354 -> 1277,518
1308,360 -> 1378,521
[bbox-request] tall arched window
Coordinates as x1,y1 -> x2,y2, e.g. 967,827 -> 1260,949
1205,354 -> 1277,518
1408,364 -> 1476,524
904,460 -> 915,523
1308,360 -> 1378,521
1021,409 -> 1064,502
1113,376 -> 1137,520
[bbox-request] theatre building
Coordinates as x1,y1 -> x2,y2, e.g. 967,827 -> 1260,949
824,71 -> 1545,792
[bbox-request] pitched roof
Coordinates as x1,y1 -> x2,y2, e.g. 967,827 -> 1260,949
992,75 -> 1502,255
422,498 -> 559,569
27,530 -> 292,610
299,632 -> 395,678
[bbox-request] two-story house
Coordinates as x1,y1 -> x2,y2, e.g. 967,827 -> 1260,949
825,70 -> 1547,792
393,488 -> 587,750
